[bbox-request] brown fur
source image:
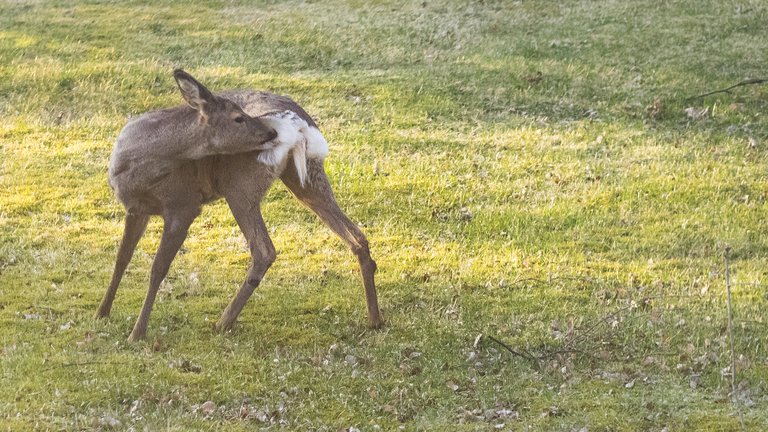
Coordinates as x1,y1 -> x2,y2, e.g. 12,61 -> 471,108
96,70 -> 383,341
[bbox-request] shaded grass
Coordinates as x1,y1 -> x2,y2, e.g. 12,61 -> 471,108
2,0 -> 768,430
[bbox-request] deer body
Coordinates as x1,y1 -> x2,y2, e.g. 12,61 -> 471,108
97,70 -> 382,341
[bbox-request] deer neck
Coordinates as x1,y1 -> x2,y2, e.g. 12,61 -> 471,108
116,107 -> 212,162
149,107 -> 213,160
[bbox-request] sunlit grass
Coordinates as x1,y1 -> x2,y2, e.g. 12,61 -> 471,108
1,0 -> 767,430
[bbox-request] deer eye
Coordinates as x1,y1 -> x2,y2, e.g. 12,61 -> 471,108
234,116 -> 245,124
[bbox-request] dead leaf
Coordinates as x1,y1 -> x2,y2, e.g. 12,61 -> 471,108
99,413 -> 121,428
645,98 -> 664,119
76,331 -> 94,347
254,409 -> 268,422
200,400 -> 216,417
473,334 -> 483,348
540,406 -> 559,418
459,207 -> 472,221
524,71 -> 543,85
736,354 -> 751,372
689,374 -> 700,389
684,107 -> 709,120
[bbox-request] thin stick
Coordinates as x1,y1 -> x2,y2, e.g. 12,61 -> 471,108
42,361 -> 126,372
568,302 -> 639,347
485,335 -> 540,369
686,78 -> 768,101
725,246 -> 746,430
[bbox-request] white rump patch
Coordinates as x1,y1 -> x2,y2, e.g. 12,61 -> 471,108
257,110 -> 328,187
257,111 -> 303,167
303,124 -> 329,159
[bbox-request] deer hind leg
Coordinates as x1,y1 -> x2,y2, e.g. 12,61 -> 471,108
96,212 -> 150,319
281,158 -> 384,328
128,207 -> 199,342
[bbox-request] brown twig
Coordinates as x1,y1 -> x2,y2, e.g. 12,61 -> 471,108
484,330 -> 598,365
507,275 -> 597,290
484,334 -> 541,369
483,280 -> 706,369
686,78 -> 768,101
725,246 -> 746,431
42,361 -> 124,372
567,302 -> 638,348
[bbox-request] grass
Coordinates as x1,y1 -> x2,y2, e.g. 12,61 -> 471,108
1,0 -> 767,430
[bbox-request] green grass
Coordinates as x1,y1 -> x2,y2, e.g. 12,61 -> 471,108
2,0 -> 768,430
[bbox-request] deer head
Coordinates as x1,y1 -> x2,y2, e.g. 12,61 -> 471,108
173,69 -> 279,154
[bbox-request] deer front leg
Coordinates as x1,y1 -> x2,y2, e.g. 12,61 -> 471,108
96,212 -> 149,319
215,202 -> 276,332
128,209 -> 198,342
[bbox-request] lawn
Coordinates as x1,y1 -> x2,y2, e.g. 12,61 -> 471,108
1,0 -> 767,430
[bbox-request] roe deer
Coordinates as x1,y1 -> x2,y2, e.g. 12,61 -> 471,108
97,69 -> 383,341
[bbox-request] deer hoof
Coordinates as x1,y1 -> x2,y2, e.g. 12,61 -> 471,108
368,316 -> 385,330
127,331 -> 146,343
214,321 -> 233,333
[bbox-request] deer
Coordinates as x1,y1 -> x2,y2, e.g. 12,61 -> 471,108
96,69 -> 383,342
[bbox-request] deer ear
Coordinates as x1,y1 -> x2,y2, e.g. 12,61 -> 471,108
173,69 -> 215,113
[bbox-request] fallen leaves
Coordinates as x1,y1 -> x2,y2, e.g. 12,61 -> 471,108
76,331 -> 94,347
191,398 -> 289,425
684,106 -> 709,120
99,414 -> 121,429
459,404 -> 520,425
199,400 -> 216,417
645,98 -> 664,119
344,354 -> 358,366
398,347 -> 423,376
540,406 -> 560,418
168,358 -> 202,373
431,206 -> 473,223
524,71 -> 543,85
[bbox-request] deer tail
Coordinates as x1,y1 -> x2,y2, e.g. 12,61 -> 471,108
292,136 -> 308,187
